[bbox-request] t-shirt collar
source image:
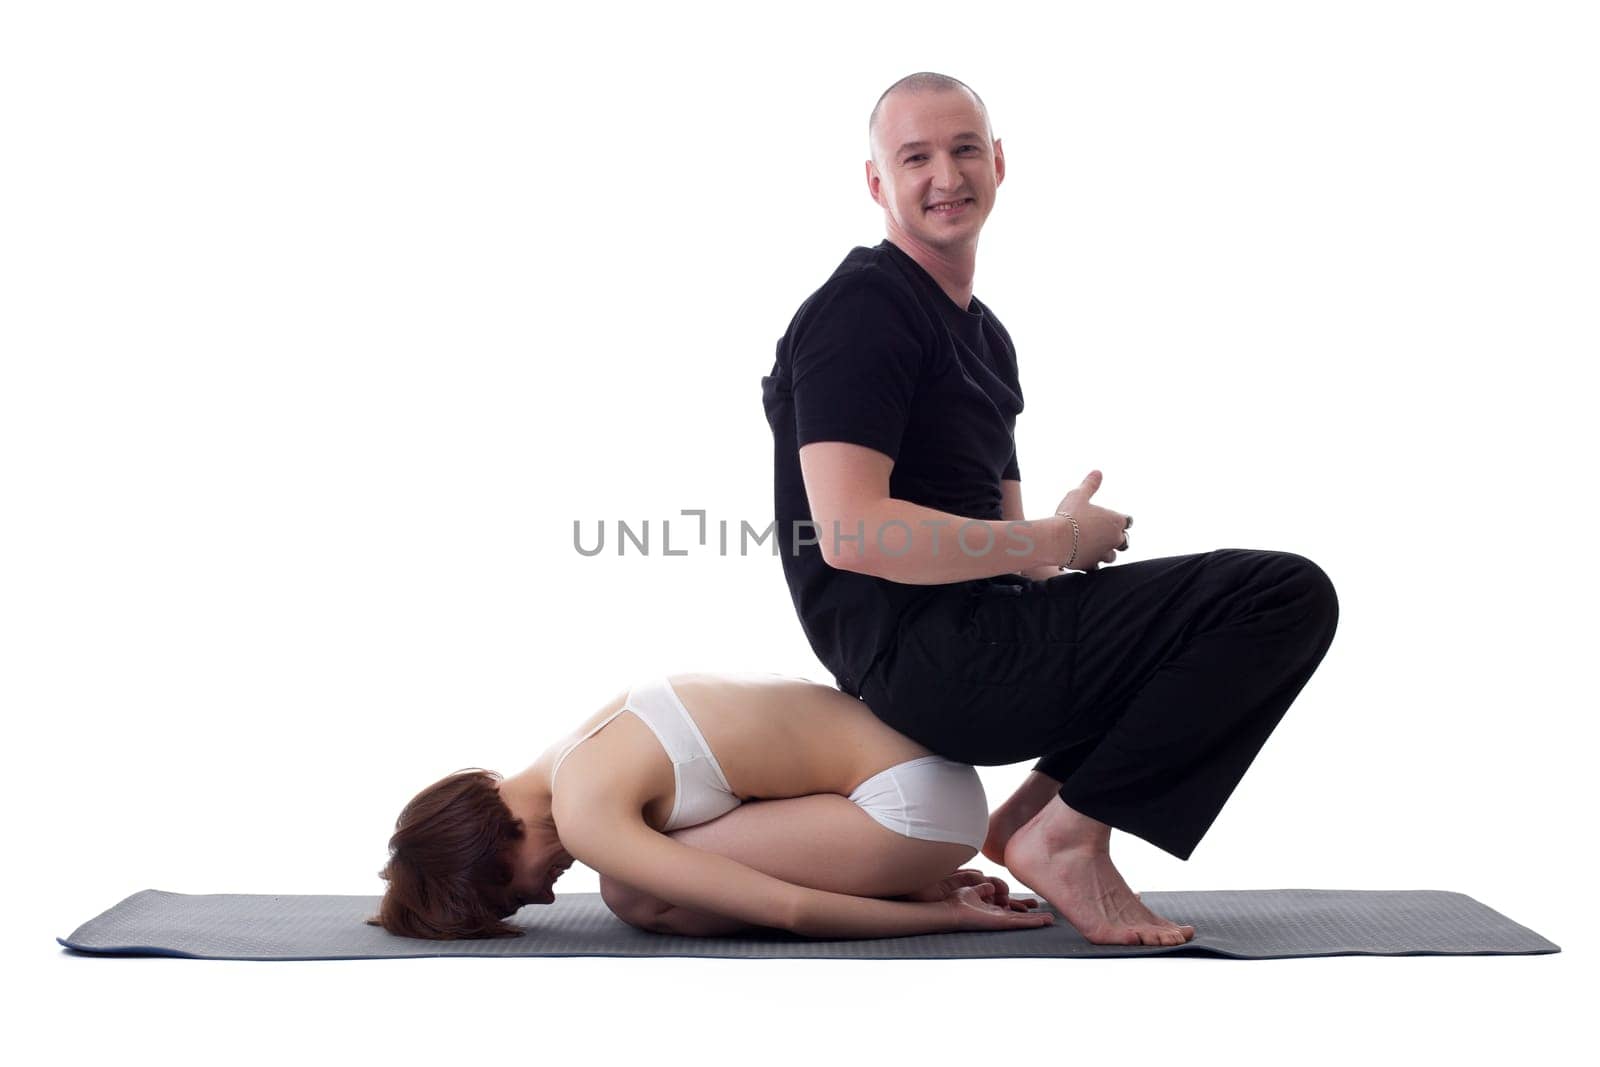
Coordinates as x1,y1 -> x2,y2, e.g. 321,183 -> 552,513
880,238 -> 984,320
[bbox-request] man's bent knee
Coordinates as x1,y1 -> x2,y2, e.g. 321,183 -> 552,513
1277,551 -> 1340,639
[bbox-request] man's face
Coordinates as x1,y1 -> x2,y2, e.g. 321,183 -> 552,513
867,89 -> 1005,254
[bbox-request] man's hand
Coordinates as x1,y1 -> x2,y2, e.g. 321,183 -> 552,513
1053,469 -> 1133,571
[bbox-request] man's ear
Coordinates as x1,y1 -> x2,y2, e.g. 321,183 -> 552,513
993,137 -> 1005,186
864,158 -> 882,207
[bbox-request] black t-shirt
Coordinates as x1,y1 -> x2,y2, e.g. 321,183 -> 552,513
760,238 -> 1025,694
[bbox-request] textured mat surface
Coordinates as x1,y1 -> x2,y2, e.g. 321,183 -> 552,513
58,888 -> 1559,960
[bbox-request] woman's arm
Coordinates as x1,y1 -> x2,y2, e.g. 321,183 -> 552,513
555,793 -> 1050,939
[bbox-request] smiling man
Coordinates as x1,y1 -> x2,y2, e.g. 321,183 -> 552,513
760,72 -> 1340,946
866,84 -> 1001,310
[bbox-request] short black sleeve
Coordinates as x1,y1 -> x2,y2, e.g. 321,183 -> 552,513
791,276 -> 928,462
763,239 -> 1027,695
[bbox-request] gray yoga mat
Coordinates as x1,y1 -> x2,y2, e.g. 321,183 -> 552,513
59,888 -> 1558,961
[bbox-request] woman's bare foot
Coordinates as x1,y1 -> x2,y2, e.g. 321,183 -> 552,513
982,771 -> 1062,864
1003,797 -> 1195,947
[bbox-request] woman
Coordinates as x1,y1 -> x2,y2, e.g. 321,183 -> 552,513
371,671 -> 1054,940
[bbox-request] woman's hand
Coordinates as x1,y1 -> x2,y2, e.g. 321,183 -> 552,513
942,882 -> 1055,931
905,868 -> 1041,913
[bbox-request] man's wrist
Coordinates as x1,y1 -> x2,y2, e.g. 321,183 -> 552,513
1043,513 -> 1077,569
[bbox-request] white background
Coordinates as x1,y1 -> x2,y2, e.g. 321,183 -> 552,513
4,0 -> 1594,1063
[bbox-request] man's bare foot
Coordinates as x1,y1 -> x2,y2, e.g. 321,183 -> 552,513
982,807 -> 1031,866
1003,797 -> 1195,947
982,771 -> 1062,864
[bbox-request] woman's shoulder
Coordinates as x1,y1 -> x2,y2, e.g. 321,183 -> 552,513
547,688 -> 673,820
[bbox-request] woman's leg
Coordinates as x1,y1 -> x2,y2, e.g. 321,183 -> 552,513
598,793 -> 976,936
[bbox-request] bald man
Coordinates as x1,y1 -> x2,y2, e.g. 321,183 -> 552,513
760,72 -> 1339,946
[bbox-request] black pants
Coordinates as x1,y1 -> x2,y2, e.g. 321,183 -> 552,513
856,548 -> 1339,861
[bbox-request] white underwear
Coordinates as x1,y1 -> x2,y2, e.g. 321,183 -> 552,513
846,754 -> 989,851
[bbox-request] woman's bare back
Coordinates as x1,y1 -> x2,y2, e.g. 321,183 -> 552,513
669,672 -> 935,799
545,672 -> 936,806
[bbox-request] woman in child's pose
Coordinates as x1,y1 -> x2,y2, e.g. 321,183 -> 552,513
373,672 -> 1052,940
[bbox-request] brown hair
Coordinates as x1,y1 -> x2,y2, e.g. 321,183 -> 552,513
366,767 -> 528,940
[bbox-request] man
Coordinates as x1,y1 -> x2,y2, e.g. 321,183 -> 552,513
760,72 -> 1339,946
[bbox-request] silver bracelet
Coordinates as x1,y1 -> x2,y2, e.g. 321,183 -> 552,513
1054,510 -> 1080,568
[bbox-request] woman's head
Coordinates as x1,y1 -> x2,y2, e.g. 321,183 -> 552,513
367,767 -> 530,940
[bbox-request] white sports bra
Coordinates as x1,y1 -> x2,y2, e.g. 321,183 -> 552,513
550,678 -> 742,831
